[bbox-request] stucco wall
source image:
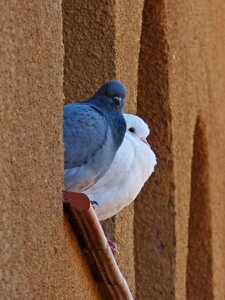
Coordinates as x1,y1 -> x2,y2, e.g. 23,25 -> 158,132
167,2 -> 225,299
135,0 -> 225,299
1,0 -> 225,299
0,1 -> 100,299
62,0 -> 144,294
134,1 -> 175,298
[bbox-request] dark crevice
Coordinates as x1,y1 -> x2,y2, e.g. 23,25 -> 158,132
186,116 -> 213,300
134,0 -> 175,299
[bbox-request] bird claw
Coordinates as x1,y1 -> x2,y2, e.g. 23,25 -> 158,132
90,200 -> 98,209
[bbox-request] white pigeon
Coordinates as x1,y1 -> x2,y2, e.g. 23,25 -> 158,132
84,114 -> 157,220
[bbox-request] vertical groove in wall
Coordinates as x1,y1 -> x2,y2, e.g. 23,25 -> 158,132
62,0 -> 116,104
62,0 -> 118,248
62,0 -> 145,294
114,0 -> 144,114
62,0 -> 118,275
134,0 -> 175,298
61,1 -> 118,297
186,116 -> 213,300
62,0 -> 117,245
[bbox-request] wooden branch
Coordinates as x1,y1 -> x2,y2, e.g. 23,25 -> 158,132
63,191 -> 133,300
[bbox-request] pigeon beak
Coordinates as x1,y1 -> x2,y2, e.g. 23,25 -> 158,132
140,137 -> 150,147
113,97 -> 122,106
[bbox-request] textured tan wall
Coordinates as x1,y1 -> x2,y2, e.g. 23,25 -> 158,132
135,1 -> 175,299
62,0 -> 144,294
166,1 -> 225,299
135,0 -> 225,299
1,0 -> 225,299
0,1 -> 100,299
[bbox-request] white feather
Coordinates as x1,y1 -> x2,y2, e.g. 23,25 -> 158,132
84,114 -> 157,220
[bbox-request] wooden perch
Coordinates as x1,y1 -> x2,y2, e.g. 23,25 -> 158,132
63,191 -> 133,300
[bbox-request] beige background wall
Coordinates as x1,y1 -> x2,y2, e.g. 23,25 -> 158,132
167,2 -> 225,299
1,0 -> 225,299
135,0 -> 225,299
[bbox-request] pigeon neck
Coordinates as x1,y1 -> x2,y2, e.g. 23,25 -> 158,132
89,103 -> 126,149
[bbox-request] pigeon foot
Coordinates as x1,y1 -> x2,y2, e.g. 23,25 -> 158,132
90,200 -> 98,209
107,237 -> 119,255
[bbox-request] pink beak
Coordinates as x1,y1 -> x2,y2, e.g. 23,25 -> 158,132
140,137 -> 150,148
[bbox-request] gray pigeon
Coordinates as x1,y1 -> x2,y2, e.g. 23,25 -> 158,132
64,80 -> 127,192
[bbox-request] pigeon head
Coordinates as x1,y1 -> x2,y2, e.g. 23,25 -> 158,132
124,114 -> 150,147
92,80 -> 126,112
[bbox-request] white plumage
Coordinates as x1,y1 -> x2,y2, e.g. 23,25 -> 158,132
84,114 -> 157,221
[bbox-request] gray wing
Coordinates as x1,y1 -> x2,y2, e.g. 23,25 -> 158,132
64,103 -> 108,169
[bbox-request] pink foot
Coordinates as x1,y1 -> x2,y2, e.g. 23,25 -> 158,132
107,237 -> 119,255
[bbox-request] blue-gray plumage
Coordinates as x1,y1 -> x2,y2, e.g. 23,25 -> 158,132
64,80 -> 127,192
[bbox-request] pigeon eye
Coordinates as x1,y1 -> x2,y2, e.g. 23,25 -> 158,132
129,127 -> 135,133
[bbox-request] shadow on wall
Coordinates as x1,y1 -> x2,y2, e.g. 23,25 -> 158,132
186,116 -> 213,300
134,0 -> 175,299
